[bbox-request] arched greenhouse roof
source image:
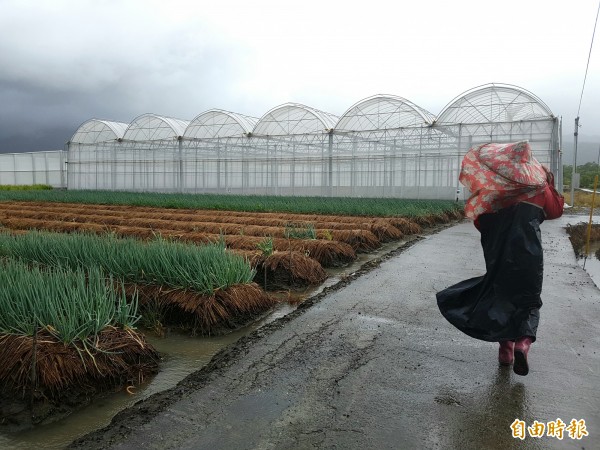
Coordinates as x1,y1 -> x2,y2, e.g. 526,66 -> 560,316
184,109 -> 259,139
436,83 -> 554,124
70,119 -> 128,143
336,95 -> 435,131
253,103 -> 339,136
123,113 -> 190,141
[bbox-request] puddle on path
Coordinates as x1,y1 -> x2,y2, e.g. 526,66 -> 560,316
0,238 -> 411,450
564,214 -> 600,288
576,240 -> 600,288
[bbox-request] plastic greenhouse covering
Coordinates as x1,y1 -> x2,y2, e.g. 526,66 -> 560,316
0,151 -> 66,187
70,119 -> 128,144
60,83 -> 563,199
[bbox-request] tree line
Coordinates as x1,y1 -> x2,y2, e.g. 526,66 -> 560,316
563,163 -> 600,189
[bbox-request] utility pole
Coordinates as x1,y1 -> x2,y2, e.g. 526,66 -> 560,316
571,117 -> 579,207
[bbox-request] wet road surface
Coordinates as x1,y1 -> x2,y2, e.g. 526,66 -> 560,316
72,216 -> 600,449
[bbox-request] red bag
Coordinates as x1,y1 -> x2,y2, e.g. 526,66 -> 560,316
543,174 -> 564,220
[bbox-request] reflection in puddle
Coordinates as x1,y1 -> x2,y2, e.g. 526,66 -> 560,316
565,220 -> 600,288
576,240 -> 600,288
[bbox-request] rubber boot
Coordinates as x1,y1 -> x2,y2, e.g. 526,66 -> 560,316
498,340 -> 515,366
513,336 -> 533,376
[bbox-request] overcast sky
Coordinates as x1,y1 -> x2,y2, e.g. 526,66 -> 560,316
1,0 -> 599,156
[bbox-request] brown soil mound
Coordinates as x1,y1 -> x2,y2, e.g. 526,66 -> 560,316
293,239 -> 356,267
127,282 -> 278,335
234,250 -> 328,289
1,202 -> 404,239
432,212 -> 451,224
317,229 -> 380,252
368,220 -> 403,242
386,217 -> 422,234
0,216 -> 356,267
411,214 -> 437,227
0,216 -> 108,234
411,211 -> 459,227
261,251 -> 328,289
0,206 -> 381,252
0,328 -> 159,426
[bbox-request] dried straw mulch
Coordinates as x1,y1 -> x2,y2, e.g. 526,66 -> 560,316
0,328 -> 159,401
0,216 -> 357,268
257,251 -> 328,289
0,202 -> 409,242
0,207 -> 381,252
127,282 -> 278,335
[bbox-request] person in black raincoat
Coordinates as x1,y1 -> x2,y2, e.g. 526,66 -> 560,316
437,141 -> 564,376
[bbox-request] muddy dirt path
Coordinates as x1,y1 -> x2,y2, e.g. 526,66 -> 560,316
71,217 -> 600,450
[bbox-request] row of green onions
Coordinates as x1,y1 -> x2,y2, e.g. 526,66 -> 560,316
0,231 -> 255,294
0,259 -> 137,343
0,190 -> 462,217
0,184 -> 53,191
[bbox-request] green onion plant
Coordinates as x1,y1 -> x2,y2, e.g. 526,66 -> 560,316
0,231 -> 255,294
0,260 -> 138,343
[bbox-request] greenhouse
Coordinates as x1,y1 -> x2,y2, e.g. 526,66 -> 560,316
65,83 -> 561,199
0,150 -> 66,187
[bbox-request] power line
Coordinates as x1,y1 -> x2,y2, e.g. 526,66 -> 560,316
577,0 -> 600,117
572,1 -> 600,207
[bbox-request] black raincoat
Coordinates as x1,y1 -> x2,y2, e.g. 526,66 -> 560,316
436,202 -> 545,342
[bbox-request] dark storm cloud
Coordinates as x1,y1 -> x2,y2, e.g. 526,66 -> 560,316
0,81 -> 78,151
0,1 -> 253,153
0,46 -> 249,152
1,0 -> 599,156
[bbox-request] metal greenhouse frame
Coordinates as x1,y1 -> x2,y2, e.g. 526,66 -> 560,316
66,83 -> 561,199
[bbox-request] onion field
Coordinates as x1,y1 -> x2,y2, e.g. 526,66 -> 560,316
0,191 -> 463,428
0,190 -> 462,217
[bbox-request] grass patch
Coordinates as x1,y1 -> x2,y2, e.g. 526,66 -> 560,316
0,184 -> 52,191
563,190 -> 600,208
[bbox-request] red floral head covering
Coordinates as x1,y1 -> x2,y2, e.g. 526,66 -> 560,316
459,141 -> 548,220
